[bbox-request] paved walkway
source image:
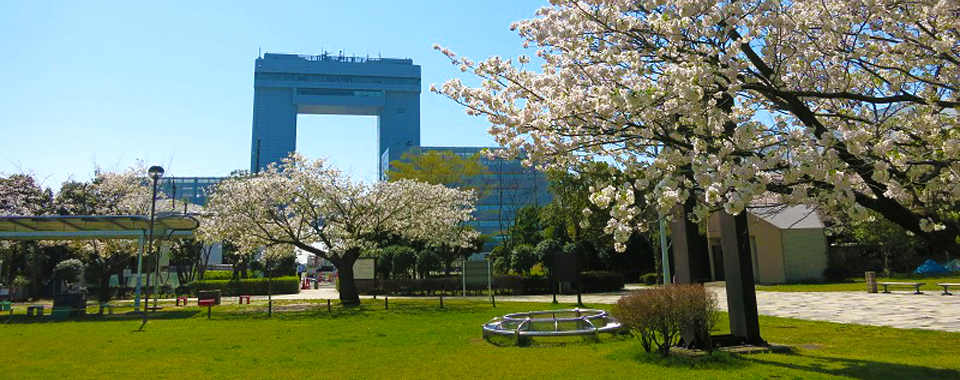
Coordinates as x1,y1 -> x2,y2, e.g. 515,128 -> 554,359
265,284 -> 960,333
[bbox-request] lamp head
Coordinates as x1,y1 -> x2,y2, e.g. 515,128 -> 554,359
148,166 -> 165,180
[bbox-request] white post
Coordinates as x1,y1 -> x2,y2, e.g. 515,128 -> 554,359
134,234 -> 145,311
487,260 -> 492,302
659,212 -> 671,285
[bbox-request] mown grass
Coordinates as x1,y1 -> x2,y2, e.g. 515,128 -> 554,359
1,299 -> 958,379
756,274 -> 960,293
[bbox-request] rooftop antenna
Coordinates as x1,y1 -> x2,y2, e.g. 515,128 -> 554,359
258,46 -> 261,58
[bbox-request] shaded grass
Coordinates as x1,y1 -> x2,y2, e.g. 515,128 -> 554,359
756,274 -> 960,292
1,299 -> 958,379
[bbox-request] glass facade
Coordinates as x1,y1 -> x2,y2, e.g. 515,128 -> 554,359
156,177 -> 225,206
398,147 -> 552,252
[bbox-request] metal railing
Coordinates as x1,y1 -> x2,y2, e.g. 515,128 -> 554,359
482,308 -> 622,339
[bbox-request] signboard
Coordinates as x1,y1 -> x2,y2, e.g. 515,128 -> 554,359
353,257 -> 376,280
552,253 -> 578,282
463,261 -> 490,287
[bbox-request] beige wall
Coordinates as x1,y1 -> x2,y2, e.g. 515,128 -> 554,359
706,213 -> 786,284
781,229 -> 828,282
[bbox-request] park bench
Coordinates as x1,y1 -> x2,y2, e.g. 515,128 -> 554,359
99,303 -> 115,316
936,283 -> 960,296
175,296 -> 189,306
238,295 -> 251,304
877,282 -> 926,294
198,299 -> 216,319
26,305 -> 44,317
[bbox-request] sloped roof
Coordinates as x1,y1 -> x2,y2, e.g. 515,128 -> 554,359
749,204 -> 824,230
0,212 -> 199,240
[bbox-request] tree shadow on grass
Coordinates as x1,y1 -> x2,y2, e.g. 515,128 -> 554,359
2,310 -> 202,324
202,298 -> 511,323
604,344 -> 751,370
745,353 -> 960,380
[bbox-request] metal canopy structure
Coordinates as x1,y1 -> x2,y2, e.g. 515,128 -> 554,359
0,213 -> 199,240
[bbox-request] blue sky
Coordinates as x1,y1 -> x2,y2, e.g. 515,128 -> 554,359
0,0 -> 547,188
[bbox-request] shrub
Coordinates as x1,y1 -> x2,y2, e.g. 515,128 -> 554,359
380,246 -> 416,279
13,275 -> 30,287
640,273 -> 660,285
202,271 -> 235,281
54,259 -> 85,284
510,245 -> 538,275
489,245 -> 511,274
191,276 -> 300,296
534,239 -> 561,274
823,266 -> 851,282
580,271 -> 624,292
612,285 -> 718,357
416,249 -> 443,278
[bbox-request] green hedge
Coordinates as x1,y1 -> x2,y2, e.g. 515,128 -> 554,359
201,271 -> 236,281
580,271 -> 625,292
364,270 -> 623,296
191,276 -> 300,296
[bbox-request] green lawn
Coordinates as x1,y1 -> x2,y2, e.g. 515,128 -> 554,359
756,274 -> 960,293
1,299 -> 958,379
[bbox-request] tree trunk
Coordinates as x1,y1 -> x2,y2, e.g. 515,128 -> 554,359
337,262 -> 361,306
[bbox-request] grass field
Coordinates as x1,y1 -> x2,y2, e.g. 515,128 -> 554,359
1,299 -> 958,379
755,274 -> 960,293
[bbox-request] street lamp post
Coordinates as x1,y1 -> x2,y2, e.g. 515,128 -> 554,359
141,165 -> 163,328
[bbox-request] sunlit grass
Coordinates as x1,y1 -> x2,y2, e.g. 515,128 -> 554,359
1,299 -> 958,379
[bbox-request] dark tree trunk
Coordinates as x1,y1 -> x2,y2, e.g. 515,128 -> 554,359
337,263 -> 360,306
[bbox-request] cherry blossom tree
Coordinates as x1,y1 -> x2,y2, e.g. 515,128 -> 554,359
434,0 -> 960,254
0,173 -> 54,295
199,153 -> 478,305
55,164 -> 202,303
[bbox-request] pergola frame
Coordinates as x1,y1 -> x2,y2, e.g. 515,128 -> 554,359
0,213 -> 200,310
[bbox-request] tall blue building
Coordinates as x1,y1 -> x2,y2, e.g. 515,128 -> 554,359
251,53 -> 420,176
168,52 -> 550,253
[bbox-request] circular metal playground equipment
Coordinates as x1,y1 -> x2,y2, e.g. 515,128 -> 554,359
482,308 -> 622,341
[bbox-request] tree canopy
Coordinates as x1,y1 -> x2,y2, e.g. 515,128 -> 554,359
200,153 -> 478,304
435,0 -> 960,254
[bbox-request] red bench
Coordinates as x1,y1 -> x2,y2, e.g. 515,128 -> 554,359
176,296 -> 189,306
238,295 -> 251,304
198,299 -> 216,319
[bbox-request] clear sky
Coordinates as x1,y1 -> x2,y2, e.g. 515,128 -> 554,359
0,0 -> 547,188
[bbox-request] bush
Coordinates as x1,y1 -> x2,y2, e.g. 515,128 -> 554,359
416,249 -> 443,278
510,245 -> 538,275
489,246 -> 511,274
612,285 -> 718,357
54,259 -> 85,284
191,276 -> 300,296
202,271 -> 235,281
823,266 -> 852,282
580,271 -> 624,292
379,246 -> 416,279
376,276 -> 462,296
534,239 -> 562,274
640,272 -> 660,285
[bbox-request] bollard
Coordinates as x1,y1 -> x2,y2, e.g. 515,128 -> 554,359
385,296 -> 389,310
491,293 -> 496,308
439,295 -> 444,309
327,299 -> 331,312
865,271 -> 878,293
207,304 -> 212,319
